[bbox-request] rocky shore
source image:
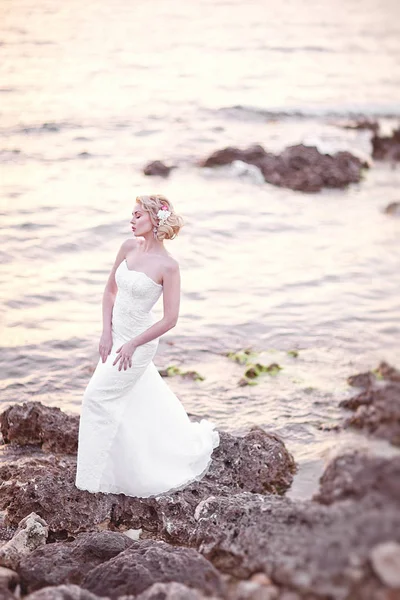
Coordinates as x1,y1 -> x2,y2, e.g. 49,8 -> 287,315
0,362 -> 399,600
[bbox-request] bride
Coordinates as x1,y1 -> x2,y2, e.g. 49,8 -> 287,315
75,194 -> 220,498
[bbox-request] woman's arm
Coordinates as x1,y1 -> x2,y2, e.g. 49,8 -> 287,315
99,238 -> 138,362
113,261 -> 181,370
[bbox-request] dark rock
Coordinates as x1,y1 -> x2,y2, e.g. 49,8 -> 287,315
143,161 -> 175,177
314,452 -> 400,506
0,406 -> 295,540
18,531 -> 135,594
201,143 -> 369,192
189,489 -> 400,599
0,401 -> 78,454
372,126 -> 400,161
384,201 -> 400,215
0,455 -> 121,535
112,428 -> 296,546
339,119 -> 380,133
339,362 -> 400,446
81,539 -> 225,599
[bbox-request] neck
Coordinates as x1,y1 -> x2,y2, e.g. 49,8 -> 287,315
138,234 -> 166,255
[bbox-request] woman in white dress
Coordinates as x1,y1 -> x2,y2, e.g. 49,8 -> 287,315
75,194 -> 220,498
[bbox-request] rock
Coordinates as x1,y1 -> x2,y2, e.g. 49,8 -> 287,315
0,587 -> 18,599
233,579 -> 279,600
313,452 -> 400,506
132,428 -> 296,546
0,413 -> 295,541
370,541 -> 400,588
133,584 -> 220,600
81,539 -> 225,599
189,489 -> 400,599
0,401 -> 79,454
339,119 -> 379,133
0,512 -> 48,569
384,202 -> 400,216
18,531 -> 135,594
133,581 -> 212,599
372,126 -> 400,161
201,144 -> 369,192
339,363 -> 400,446
25,584 -> 108,599
143,161 -> 175,177
347,371 -> 376,389
0,455 -> 122,535
0,565 -> 19,593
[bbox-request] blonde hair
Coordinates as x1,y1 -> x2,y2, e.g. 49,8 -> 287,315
136,194 -> 184,241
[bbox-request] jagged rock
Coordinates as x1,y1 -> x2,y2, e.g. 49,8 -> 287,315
112,428 -> 296,546
25,584 -> 109,599
313,452 -> 400,506
18,531 -> 135,595
189,488 -> 400,599
0,455 -> 121,535
369,541 -> 400,588
143,161 -> 175,177
372,126 -> 400,161
0,411 -> 295,539
81,540 -> 225,599
0,401 -> 78,454
0,512 -> 48,569
201,143 -> 369,192
339,362 -> 400,445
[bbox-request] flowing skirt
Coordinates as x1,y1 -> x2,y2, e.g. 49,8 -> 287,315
75,339 -> 220,498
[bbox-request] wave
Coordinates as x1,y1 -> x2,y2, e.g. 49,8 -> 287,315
215,104 -> 400,121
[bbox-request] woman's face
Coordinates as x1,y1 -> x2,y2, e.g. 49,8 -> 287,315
130,203 -> 152,236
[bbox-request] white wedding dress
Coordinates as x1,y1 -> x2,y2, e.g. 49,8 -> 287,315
75,259 -> 220,498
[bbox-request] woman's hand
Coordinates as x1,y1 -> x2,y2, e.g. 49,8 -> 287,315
99,331 -> 113,363
113,340 -> 138,371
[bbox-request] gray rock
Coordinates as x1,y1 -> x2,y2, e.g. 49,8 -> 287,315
313,452 -> 400,506
133,581 -> 213,599
18,531 -> 134,594
25,584 -> 109,599
0,418 -> 295,541
189,490 -> 400,599
0,512 -> 48,569
339,362 -> 400,446
81,539 -> 225,599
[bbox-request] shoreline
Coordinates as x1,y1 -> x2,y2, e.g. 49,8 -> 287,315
0,362 -> 399,599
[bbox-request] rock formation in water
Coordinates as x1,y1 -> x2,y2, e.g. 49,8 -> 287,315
143,160 -> 175,177
372,126 -> 400,161
339,361 -> 400,446
200,143 -> 369,192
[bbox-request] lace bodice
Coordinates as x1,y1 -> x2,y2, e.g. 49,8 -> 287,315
111,259 -> 163,343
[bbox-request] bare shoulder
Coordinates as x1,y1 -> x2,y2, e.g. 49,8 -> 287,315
120,237 -> 140,255
163,255 -> 180,275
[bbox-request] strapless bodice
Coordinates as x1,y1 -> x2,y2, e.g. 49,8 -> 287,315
111,260 -> 163,343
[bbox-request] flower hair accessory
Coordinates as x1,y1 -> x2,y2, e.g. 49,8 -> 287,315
157,205 -> 171,223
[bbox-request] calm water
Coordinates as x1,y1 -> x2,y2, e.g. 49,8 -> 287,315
1,0 -> 400,497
